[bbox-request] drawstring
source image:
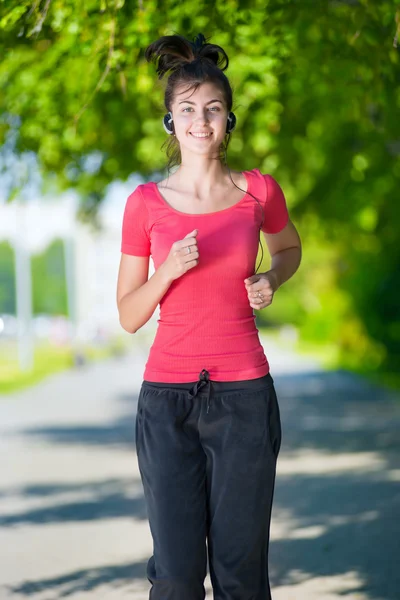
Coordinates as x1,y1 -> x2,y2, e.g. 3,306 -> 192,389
188,368 -> 213,414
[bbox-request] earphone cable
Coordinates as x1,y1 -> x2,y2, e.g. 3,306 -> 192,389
223,148 -> 265,275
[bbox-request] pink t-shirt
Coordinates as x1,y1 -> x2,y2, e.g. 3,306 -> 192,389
121,168 -> 289,382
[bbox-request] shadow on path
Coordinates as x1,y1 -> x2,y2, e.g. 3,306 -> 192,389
268,369 -> 400,599
0,478 -> 147,527
8,560 -> 149,598
2,367 -> 400,598
15,392 -> 140,449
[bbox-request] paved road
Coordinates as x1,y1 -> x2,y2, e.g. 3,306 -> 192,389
0,333 -> 399,600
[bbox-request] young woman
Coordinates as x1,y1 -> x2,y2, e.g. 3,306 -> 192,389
117,32 -> 302,600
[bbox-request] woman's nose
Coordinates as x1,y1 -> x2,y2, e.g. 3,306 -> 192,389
193,111 -> 209,124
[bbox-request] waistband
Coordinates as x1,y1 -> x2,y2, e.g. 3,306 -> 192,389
142,370 -> 274,415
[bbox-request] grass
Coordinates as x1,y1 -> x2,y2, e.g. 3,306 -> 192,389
0,337 -> 129,395
264,327 -> 400,394
2,328 -> 399,396
263,327 -> 338,368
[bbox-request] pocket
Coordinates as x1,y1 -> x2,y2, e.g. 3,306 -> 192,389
267,385 -> 282,459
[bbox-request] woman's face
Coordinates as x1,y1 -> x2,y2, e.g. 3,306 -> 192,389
170,81 -> 228,157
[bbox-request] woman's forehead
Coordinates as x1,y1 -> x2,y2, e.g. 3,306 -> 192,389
174,81 -> 224,103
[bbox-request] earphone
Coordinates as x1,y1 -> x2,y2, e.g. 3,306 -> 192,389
162,112 -> 264,274
163,111 -> 237,135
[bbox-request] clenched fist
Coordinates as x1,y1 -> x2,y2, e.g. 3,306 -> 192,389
160,229 -> 199,284
244,271 -> 279,310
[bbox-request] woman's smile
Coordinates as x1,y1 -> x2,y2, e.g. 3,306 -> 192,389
190,131 -> 213,139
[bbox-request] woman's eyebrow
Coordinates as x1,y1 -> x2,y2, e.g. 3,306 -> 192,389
178,99 -> 223,105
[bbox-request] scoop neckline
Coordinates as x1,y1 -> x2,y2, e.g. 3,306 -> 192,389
152,170 -> 252,217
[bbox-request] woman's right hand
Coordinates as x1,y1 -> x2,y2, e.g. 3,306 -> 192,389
160,229 -> 199,283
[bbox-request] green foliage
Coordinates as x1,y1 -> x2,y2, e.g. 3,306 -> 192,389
0,242 -> 15,313
0,336 -> 129,394
1,0 -> 399,376
0,240 -> 67,316
0,340 -> 74,393
31,239 -> 68,315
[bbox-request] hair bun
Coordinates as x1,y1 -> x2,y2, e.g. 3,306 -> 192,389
191,33 -> 207,53
144,33 -> 229,79
191,33 -> 229,71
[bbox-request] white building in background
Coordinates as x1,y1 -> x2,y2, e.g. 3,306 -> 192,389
0,175 -> 158,357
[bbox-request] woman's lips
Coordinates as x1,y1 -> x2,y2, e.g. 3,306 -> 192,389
190,132 -> 213,139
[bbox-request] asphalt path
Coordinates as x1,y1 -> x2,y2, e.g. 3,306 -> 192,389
1,332 -> 399,600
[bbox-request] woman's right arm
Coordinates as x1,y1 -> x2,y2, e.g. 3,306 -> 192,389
117,228 -> 199,334
116,255 -> 173,334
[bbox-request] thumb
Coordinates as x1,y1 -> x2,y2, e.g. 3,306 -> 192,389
244,274 -> 260,284
184,229 -> 198,238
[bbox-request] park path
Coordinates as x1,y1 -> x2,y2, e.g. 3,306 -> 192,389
0,331 -> 399,600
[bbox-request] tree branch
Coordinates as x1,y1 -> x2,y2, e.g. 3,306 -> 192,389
73,16 -> 116,129
394,9 -> 400,48
28,0 -> 52,37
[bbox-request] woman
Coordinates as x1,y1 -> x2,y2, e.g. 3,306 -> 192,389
117,32 -> 302,600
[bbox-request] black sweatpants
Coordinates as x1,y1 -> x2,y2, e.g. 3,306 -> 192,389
135,368 -> 282,600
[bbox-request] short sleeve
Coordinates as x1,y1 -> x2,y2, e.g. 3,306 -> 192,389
120,185 -> 151,256
261,174 -> 290,234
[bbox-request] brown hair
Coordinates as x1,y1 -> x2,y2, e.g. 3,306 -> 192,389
144,33 -> 234,172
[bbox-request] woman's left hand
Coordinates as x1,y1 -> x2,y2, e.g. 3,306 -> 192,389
244,271 -> 279,310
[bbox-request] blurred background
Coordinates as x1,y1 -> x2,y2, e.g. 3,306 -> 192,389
1,2 -> 400,599
1,0 -> 399,393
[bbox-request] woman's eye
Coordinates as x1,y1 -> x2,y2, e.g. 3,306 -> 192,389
182,106 -> 220,112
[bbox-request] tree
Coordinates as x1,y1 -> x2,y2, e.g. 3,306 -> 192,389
0,242 -> 15,314
1,0 -> 399,372
31,239 -> 67,315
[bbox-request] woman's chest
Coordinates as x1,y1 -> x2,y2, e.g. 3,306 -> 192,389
148,207 -> 261,271
155,174 -> 248,214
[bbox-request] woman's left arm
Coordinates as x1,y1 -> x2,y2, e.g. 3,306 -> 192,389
244,219 -> 302,310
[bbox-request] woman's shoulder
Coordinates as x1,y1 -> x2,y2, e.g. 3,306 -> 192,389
126,180 -> 157,202
245,168 -> 282,189
244,167 -> 270,190
124,180 -> 157,217
244,167 -> 269,182
245,167 -> 271,178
